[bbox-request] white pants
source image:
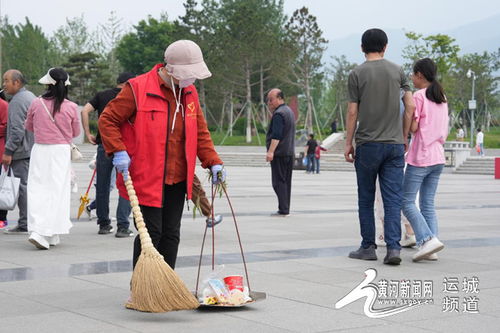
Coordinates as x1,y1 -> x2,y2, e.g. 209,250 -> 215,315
27,144 -> 73,236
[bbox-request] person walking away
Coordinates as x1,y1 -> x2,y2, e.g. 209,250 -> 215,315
456,127 -> 464,141
25,68 -> 81,249
2,70 -> 35,234
331,118 -> 338,133
476,128 -> 484,157
99,40 -> 225,271
304,134 -> 318,174
266,88 -> 296,217
344,29 -> 415,265
81,72 -> 136,237
402,58 -> 448,262
314,142 -> 327,174
0,92 -> 9,228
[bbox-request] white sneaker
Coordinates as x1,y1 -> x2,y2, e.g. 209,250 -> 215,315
413,237 -> 444,262
29,232 -> 50,250
424,253 -> 438,261
48,235 -> 60,246
401,234 -> 416,248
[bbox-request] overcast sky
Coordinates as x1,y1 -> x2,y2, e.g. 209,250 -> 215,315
2,0 -> 499,41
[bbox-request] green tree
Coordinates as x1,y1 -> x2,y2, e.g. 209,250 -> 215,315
116,14 -> 178,74
1,17 -> 55,86
97,11 -> 125,78
319,56 -> 357,132
402,31 -> 460,78
63,52 -> 111,104
284,7 -> 327,135
52,15 -> 96,64
448,50 -> 500,131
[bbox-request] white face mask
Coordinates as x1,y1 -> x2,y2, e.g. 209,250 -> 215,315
179,78 -> 196,88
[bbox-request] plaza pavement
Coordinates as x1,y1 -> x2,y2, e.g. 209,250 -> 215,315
0,148 -> 499,332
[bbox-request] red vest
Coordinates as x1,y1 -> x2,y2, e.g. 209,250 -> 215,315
116,64 -> 199,207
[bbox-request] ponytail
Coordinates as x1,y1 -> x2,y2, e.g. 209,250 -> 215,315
413,58 -> 446,104
41,68 -> 69,113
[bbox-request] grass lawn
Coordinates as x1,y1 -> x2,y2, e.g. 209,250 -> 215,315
209,132 -> 266,146
448,126 -> 500,148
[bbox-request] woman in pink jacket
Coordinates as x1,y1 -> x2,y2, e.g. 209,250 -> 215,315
25,68 -> 81,250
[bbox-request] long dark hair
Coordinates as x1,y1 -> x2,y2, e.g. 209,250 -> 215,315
41,68 -> 69,113
413,58 -> 446,104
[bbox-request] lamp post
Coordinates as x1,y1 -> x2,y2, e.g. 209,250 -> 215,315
466,69 -> 476,147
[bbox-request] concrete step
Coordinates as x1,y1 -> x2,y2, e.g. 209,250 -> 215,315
454,156 -> 496,175
454,169 -> 495,175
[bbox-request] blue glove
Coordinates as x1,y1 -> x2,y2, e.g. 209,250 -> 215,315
113,151 -> 130,179
210,164 -> 225,184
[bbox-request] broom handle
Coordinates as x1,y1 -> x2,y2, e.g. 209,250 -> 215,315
124,176 -> 155,253
85,169 -> 97,195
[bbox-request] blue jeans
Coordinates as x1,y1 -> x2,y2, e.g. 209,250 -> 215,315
402,164 -> 444,246
355,143 -> 405,250
307,153 -> 315,172
96,144 -> 131,229
315,157 -> 320,173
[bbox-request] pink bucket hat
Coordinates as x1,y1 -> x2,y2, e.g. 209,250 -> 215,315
164,40 -> 212,80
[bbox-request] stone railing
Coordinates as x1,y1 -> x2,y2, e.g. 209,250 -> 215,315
444,141 -> 470,170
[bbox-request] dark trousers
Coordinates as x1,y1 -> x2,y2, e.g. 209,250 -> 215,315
96,144 -> 131,229
10,158 -> 29,229
354,143 -> 405,250
133,182 -> 186,269
271,156 -> 293,215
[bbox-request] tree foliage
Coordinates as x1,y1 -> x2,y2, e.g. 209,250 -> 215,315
116,14 -> 178,74
1,17 -> 55,86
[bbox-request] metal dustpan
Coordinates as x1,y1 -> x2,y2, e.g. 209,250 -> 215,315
194,183 -> 266,308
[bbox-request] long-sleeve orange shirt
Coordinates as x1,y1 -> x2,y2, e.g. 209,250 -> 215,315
99,73 -> 222,185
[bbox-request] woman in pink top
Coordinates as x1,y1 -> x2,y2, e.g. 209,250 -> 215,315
24,68 -> 81,250
402,58 -> 448,262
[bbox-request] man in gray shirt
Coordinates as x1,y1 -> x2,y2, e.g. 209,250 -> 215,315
2,69 -> 35,233
344,29 -> 415,265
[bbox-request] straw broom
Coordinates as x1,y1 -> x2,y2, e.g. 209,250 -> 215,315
124,175 -> 199,312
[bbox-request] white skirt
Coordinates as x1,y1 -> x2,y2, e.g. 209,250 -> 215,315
27,143 -> 73,236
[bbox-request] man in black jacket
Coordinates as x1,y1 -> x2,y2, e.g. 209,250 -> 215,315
265,88 -> 295,217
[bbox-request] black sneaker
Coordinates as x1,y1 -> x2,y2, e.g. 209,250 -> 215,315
115,228 -> 134,238
4,226 -> 28,234
98,225 -> 114,235
384,249 -> 402,265
348,245 -> 377,260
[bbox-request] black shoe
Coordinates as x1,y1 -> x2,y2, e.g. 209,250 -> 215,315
98,225 -> 114,235
348,245 -> 377,260
4,226 -> 28,234
115,228 -> 134,238
384,249 -> 402,265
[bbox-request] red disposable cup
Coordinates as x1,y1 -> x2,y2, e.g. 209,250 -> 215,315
223,275 -> 244,291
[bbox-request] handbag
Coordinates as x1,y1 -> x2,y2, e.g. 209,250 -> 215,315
475,145 -> 481,153
0,167 -> 21,210
39,98 -> 82,161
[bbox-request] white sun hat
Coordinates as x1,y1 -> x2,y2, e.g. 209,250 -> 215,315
164,40 -> 212,80
39,68 -> 71,86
